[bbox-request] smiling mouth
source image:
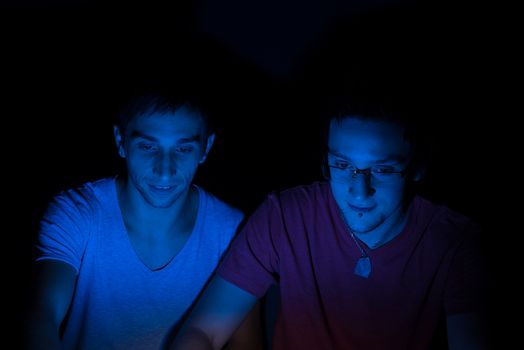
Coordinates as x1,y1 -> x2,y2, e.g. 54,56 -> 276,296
348,203 -> 374,213
149,184 -> 175,193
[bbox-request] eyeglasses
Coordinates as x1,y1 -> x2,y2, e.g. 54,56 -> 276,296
326,155 -> 411,184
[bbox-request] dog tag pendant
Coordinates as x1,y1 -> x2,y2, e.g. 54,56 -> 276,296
354,256 -> 371,278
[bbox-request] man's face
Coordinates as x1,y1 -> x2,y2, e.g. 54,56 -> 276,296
328,117 -> 413,235
115,107 -> 213,208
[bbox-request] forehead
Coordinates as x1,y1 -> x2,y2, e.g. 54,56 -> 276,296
126,107 -> 206,139
328,117 -> 411,162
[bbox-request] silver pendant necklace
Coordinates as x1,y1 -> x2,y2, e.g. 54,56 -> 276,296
338,208 -> 372,278
348,230 -> 371,278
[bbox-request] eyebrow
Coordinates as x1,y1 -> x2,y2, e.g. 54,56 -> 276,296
327,149 -> 408,164
129,131 -> 201,143
130,131 -> 156,142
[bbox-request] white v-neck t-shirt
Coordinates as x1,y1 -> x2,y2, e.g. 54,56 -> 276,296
36,177 -> 244,350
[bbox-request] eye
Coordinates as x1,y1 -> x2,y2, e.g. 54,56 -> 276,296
372,166 -> 395,175
335,161 -> 352,170
138,143 -> 158,152
175,146 -> 194,154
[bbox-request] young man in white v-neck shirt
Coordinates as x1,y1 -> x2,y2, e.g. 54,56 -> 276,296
27,91 -> 263,350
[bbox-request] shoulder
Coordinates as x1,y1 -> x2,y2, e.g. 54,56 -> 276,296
238,181 -> 330,228
36,178 -> 115,267
45,177 -> 114,218
265,181 -> 329,210
197,186 -> 244,224
414,196 -> 481,242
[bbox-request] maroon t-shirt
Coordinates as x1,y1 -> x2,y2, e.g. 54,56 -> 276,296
218,182 -> 486,350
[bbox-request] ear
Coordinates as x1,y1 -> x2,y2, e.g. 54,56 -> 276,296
411,166 -> 426,182
199,133 -> 215,164
113,125 -> 126,158
321,154 -> 330,180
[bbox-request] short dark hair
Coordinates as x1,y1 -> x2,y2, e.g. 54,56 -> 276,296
328,93 -> 421,142
116,91 -> 214,136
319,92 -> 433,177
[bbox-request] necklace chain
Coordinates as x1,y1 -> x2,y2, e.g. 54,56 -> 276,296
336,204 -> 373,278
348,230 -> 368,258
337,206 -> 369,258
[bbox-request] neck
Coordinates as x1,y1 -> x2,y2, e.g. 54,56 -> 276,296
116,177 -> 197,237
354,204 -> 410,249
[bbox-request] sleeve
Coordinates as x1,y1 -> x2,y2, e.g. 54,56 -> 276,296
217,194 -> 282,298
220,207 -> 245,253
35,188 -> 94,274
444,220 -> 489,315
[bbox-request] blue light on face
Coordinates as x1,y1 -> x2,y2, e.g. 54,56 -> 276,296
119,110 -> 210,209
327,117 -> 412,235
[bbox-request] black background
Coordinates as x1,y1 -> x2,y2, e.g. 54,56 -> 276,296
3,0 -> 503,347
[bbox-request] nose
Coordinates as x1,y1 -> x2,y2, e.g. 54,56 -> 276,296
153,152 -> 176,179
348,173 -> 375,199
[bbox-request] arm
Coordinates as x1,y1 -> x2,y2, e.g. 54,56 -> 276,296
26,260 -> 77,350
171,275 -> 259,350
223,301 -> 264,350
447,313 -> 489,350
444,220 -> 491,350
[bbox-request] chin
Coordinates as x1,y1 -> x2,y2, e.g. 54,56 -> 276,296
147,197 -> 180,208
348,224 -> 374,235
347,216 -> 382,234
145,189 -> 186,208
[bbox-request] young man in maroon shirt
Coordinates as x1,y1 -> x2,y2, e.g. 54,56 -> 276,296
170,95 -> 489,350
